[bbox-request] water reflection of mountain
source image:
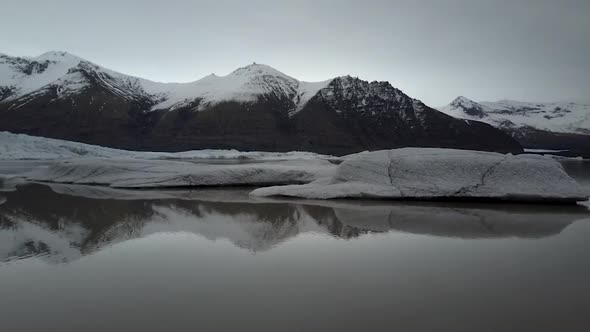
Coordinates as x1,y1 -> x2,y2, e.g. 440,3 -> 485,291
1,184 -> 588,263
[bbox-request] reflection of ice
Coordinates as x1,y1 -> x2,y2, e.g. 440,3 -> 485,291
0,176 -> 27,193
330,204 -> 579,238
559,160 -> 590,209
44,182 -> 223,201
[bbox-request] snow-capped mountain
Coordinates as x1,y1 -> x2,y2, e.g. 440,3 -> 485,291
0,51 -> 327,113
439,96 -> 590,155
0,51 -> 522,155
440,96 -> 590,135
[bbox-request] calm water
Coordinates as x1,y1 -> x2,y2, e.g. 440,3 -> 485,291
1,160 -> 589,332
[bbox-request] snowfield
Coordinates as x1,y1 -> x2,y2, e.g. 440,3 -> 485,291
251,148 -> 588,203
439,96 -> 590,135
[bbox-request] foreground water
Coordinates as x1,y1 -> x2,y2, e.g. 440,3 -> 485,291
0,160 -> 589,331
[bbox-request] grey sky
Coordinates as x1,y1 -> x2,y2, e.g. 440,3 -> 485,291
2,0 -> 589,106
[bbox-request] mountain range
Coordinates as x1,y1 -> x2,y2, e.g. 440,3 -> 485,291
440,97 -> 590,156
0,51 -> 522,155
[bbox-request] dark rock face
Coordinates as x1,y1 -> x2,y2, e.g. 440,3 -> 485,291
0,83 -> 155,150
505,127 -> 590,158
294,77 -> 521,154
0,86 -> 15,102
0,61 -> 523,155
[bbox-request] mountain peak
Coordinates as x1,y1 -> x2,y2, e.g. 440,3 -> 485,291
230,63 -> 291,78
444,96 -> 488,118
451,96 -> 475,105
34,51 -> 82,63
37,50 -> 72,57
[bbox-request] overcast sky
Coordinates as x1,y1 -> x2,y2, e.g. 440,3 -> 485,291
2,0 -> 589,106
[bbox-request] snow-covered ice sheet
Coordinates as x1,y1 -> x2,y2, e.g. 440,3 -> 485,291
0,131 -> 337,161
27,158 -> 336,188
251,148 -> 588,203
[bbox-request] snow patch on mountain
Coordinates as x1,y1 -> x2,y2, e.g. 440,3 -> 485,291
290,79 -> 333,116
0,51 -> 168,106
440,96 -> 590,135
0,51 -> 83,99
150,63 -> 296,111
52,71 -> 90,97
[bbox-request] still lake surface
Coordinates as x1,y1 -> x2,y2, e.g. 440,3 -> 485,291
1,160 -> 589,331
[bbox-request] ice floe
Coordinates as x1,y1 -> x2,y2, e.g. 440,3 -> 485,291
251,148 -> 588,203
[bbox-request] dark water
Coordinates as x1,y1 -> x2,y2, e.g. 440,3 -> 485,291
1,160 -> 590,332
561,159 -> 590,190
